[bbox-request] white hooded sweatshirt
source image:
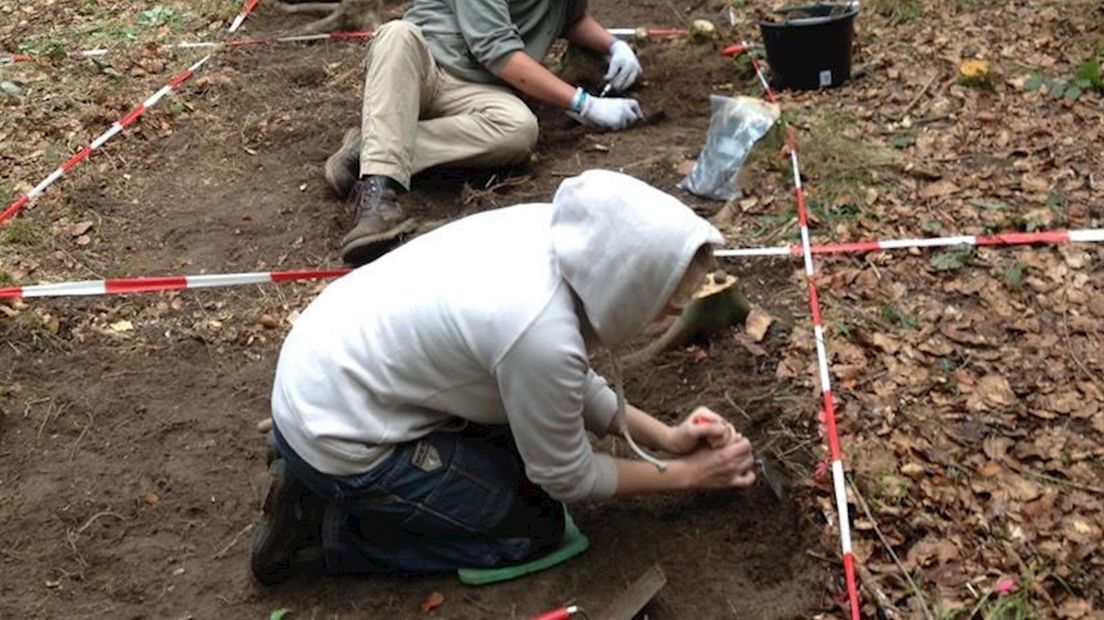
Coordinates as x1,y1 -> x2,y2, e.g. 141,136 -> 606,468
272,170 -> 723,503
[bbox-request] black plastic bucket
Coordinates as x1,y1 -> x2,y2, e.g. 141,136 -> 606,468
759,3 -> 859,90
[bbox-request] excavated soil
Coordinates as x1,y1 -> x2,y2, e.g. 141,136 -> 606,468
0,3 -> 830,618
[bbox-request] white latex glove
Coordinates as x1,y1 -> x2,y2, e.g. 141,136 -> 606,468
568,92 -> 643,131
604,39 -> 642,93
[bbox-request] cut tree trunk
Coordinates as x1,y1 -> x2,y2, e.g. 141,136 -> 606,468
623,271 -> 750,367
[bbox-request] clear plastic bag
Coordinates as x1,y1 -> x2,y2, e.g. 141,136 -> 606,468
678,95 -> 780,201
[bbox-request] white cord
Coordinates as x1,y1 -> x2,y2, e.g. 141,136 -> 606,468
607,351 -> 668,472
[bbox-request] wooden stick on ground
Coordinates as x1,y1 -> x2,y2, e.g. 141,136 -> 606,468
848,476 -> 936,620
856,563 -> 902,619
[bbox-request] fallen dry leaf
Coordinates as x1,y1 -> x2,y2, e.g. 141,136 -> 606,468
733,332 -> 767,356
744,306 -> 775,342
975,374 -> 1017,408
921,179 -> 958,199
871,332 -> 900,353
65,221 -> 93,237
419,591 -> 444,613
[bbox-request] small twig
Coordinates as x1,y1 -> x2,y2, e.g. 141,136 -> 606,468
857,563 -> 902,619
37,402 -> 70,439
660,0 -> 685,24
723,390 -> 753,421
617,152 -> 670,172
76,510 -> 126,535
68,412 -> 94,463
848,476 -> 936,620
901,72 -> 940,118
1017,468 -> 1104,496
212,523 -> 253,559
966,585 -> 994,619
1001,541 -> 1059,614
1061,288 -> 1104,392
23,396 -> 51,418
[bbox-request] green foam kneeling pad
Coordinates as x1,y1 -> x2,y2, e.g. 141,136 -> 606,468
457,511 -> 588,586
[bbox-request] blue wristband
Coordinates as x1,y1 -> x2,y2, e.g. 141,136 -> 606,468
570,87 -> 589,113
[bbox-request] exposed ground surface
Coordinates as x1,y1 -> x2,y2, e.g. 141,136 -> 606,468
2,0 -> 1103,619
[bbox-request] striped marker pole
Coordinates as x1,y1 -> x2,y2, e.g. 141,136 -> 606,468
0,268 -> 350,299
0,55 -> 210,225
1,53 -> 32,65
607,27 -> 688,37
714,228 -> 1104,258
787,129 -> 860,620
228,0 -> 260,33
734,43 -> 861,615
745,40 -> 777,103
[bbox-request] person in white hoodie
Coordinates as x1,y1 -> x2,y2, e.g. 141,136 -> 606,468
251,170 -> 757,584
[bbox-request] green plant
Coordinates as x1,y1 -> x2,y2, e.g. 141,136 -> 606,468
829,319 -> 852,340
1022,58 -> 1103,102
0,220 -> 40,247
867,0 -> 922,23
921,219 -> 943,235
930,246 -> 973,272
976,588 -> 1038,620
1004,262 -> 1025,289
137,5 -> 187,28
880,302 -> 918,330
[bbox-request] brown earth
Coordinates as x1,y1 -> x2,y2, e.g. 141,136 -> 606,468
0,4 -> 829,619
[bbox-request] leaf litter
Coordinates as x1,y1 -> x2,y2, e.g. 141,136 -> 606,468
711,0 -> 1104,617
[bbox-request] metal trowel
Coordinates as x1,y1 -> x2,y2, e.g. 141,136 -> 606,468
756,457 -> 787,501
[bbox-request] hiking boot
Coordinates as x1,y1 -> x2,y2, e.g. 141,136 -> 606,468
250,459 -> 323,585
324,128 -> 362,199
341,176 -> 418,267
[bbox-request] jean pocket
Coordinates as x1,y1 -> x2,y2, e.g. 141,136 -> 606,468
379,436 -> 517,537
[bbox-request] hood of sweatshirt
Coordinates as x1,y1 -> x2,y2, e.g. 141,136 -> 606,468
551,170 -> 725,348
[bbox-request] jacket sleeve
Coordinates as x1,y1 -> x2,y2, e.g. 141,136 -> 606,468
495,316 -> 618,503
582,368 -> 618,436
445,0 -> 525,76
562,0 -> 589,34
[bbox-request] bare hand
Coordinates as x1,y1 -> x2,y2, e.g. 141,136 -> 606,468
665,406 -> 739,455
680,436 -> 756,490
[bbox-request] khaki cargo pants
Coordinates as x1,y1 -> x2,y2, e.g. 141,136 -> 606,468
360,21 -> 539,189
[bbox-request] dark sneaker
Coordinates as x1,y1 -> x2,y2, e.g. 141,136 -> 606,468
341,176 -> 417,267
250,459 -> 321,585
324,128 -> 362,199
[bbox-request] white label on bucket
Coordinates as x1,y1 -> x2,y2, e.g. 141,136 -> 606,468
819,70 -> 833,87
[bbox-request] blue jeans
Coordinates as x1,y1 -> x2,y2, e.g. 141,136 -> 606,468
273,424 -> 565,575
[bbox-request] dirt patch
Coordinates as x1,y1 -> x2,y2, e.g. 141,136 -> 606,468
0,9 -> 829,620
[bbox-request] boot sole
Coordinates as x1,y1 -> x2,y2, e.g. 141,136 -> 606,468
250,460 -> 303,585
324,128 -> 361,199
341,218 -> 419,267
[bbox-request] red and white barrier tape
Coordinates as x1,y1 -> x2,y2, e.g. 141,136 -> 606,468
4,27 -> 684,64
5,227 -> 1103,299
0,55 -> 210,226
228,0 -> 260,33
714,228 -> 1104,258
0,268 -> 350,299
786,130 -> 860,620
1,31 -> 374,65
